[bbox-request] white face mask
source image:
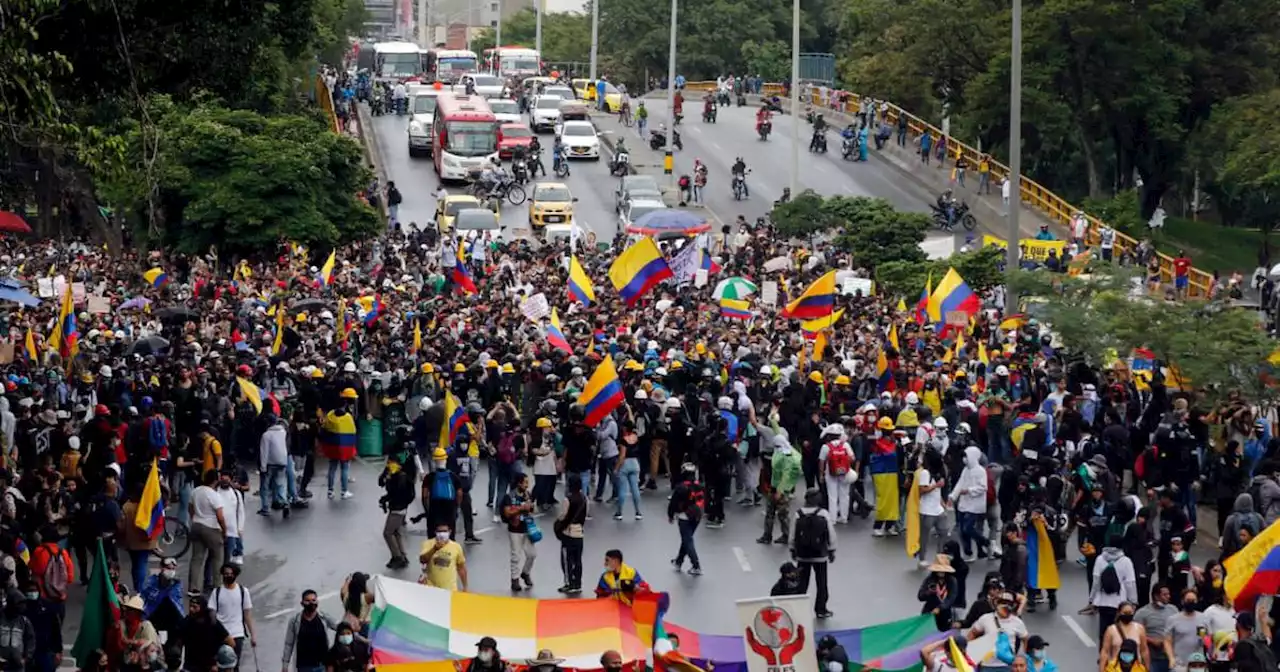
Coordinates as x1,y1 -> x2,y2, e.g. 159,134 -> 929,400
435,461 -> 448,470
339,634 -> 354,646
436,532 -> 450,543
478,651 -> 494,663
162,569 -> 176,580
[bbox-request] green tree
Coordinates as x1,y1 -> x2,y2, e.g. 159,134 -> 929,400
102,97 -> 379,254
831,197 -> 930,269
769,189 -> 835,240
473,9 -> 591,65
1192,89 -> 1280,232
876,245 -> 1005,299
740,40 -> 790,82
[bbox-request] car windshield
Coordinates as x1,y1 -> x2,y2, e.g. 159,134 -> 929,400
537,98 -> 562,109
545,88 -> 573,99
438,57 -> 477,72
536,187 -> 572,201
628,189 -> 662,202
412,96 -> 437,114
562,125 -> 594,137
456,211 -> 499,230
443,120 -> 497,157
471,76 -> 500,87
445,200 -> 477,216
623,177 -> 660,193
628,205 -> 664,222
502,126 -> 533,138
489,100 -> 517,114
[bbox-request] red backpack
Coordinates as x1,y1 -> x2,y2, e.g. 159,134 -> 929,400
827,441 -> 852,477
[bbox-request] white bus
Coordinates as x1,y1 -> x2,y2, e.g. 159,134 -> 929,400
484,46 -> 541,78
373,41 -> 424,79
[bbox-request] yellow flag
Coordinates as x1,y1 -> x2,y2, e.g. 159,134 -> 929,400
236,377 -> 263,414
895,297 -> 907,312
271,304 -> 285,355
23,329 -> 38,362
954,331 -> 966,359
412,318 -> 422,354
813,331 -> 828,362
905,468 -> 921,558
978,341 -> 990,365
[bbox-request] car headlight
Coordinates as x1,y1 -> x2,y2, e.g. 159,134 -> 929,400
409,121 -> 423,134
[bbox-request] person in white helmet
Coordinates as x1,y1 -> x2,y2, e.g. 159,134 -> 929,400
818,424 -> 855,524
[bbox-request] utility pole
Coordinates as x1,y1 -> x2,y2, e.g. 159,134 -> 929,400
789,0 -> 800,197
664,0 -> 677,189
535,0 -> 543,58
1006,0 -> 1022,302
495,0 -> 503,76
417,0 -> 428,47
589,0 -> 600,80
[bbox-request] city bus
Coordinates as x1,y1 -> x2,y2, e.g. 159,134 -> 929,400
432,93 -> 500,181
426,48 -> 479,83
483,46 -> 541,78
373,41 -> 424,80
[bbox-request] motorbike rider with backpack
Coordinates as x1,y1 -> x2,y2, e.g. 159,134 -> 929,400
790,488 -> 836,619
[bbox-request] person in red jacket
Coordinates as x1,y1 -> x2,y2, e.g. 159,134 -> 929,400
29,526 -> 75,616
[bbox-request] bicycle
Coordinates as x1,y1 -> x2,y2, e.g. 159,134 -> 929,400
152,515 -> 192,560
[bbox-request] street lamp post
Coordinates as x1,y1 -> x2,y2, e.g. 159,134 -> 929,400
495,0 -> 503,77
789,0 -> 800,197
664,0 -> 677,189
589,0 -> 600,80
535,0 -> 543,58
1005,0 -> 1022,300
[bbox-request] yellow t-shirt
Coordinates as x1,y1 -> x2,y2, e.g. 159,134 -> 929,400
201,434 -> 222,479
420,540 -> 465,590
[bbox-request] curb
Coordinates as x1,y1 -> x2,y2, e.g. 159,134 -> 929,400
356,102 -> 390,217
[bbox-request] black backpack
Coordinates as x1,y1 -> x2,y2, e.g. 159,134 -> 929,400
1099,561 -> 1121,594
793,510 -> 829,558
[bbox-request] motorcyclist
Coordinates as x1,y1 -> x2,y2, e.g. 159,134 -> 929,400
755,105 -> 773,136
479,158 -> 505,199
841,124 -> 857,153
775,187 -> 791,205
703,93 -> 716,121
731,157 -> 749,198
935,189 -> 956,228
612,139 -> 630,174
528,136 -> 544,177
553,137 -> 569,176
809,114 -> 828,152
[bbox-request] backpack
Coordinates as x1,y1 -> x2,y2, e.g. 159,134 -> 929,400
430,471 -> 456,501
986,468 -> 997,507
496,432 -> 517,465
826,442 -> 852,477
1099,561 -> 1121,594
147,417 -> 168,453
793,510 -> 830,558
40,546 -> 70,601
684,483 -> 705,521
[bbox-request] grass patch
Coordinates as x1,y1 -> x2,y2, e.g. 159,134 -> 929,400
1156,217 -> 1264,274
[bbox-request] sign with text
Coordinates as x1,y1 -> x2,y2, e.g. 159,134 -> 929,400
760,281 -> 779,307
520,293 -> 550,321
736,595 -> 817,672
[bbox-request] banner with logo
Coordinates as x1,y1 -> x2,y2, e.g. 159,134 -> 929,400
736,595 -> 817,672
982,234 -> 1067,263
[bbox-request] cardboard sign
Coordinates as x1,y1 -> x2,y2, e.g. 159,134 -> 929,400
764,256 -> 791,273
36,279 -> 53,298
520,293 -> 550,321
0,343 -> 13,365
760,281 -> 779,307
694,269 -> 709,288
72,282 -> 87,305
53,275 -> 67,299
945,311 -> 970,327
87,295 -> 111,314
841,278 -> 873,297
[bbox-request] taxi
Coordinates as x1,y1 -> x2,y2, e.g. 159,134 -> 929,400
572,79 -> 624,112
437,194 -> 482,233
527,182 -> 577,228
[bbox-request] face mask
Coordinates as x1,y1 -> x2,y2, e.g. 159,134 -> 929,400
24,592 -> 37,602
223,575 -> 235,586
1118,653 -> 1135,664
303,603 -> 318,613
1118,612 -> 1134,624
435,461 -> 448,470
1182,601 -> 1197,612
1031,650 -> 1044,661
162,570 -> 176,580
339,634 -> 354,646
478,651 -> 494,663
436,532 -> 450,542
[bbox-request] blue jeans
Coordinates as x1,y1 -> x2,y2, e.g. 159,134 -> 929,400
574,470 -> 592,497
986,417 -> 1011,464
615,458 -> 642,516
491,463 -> 513,506
326,459 -> 350,493
176,475 -> 193,527
225,536 -> 243,561
676,518 -> 701,569
128,548 -> 150,594
285,457 -> 299,501
957,511 -> 990,558
595,455 -> 619,500
260,466 -> 286,512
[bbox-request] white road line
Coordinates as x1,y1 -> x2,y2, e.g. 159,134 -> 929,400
264,589 -> 339,620
732,546 -> 752,572
1061,614 -> 1096,648
247,578 -> 272,594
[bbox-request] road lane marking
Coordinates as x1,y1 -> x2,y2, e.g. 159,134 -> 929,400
1061,614 -> 1096,648
264,589 -> 340,620
732,546 -> 752,572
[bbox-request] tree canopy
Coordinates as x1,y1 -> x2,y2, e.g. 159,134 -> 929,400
474,9 -> 591,66
770,192 -> 933,270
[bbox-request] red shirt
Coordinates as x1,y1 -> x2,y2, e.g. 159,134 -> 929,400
1173,257 -> 1190,277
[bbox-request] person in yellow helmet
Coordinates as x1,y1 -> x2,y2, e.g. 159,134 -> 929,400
423,446 -> 463,540
378,452 -> 416,568
321,388 -> 359,499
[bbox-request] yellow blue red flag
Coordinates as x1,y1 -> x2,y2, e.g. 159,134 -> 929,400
1026,516 -> 1061,590
580,357 -> 624,427
134,459 -> 165,538
546,308 -> 573,354
143,268 -> 169,288
719,298 -> 751,320
928,267 -> 980,329
568,256 -> 597,306
608,238 -> 672,305
781,270 -> 837,319
319,250 -> 337,287
439,391 -> 466,449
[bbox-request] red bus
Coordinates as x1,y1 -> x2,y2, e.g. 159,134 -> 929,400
432,93 -> 500,181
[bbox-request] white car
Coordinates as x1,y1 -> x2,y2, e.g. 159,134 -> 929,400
558,121 -> 601,159
530,97 -> 562,132
460,74 -> 505,98
406,90 -> 440,158
618,198 -> 668,231
488,98 -> 521,124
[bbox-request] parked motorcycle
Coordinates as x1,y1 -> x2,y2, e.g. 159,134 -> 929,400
610,151 -> 631,177
757,121 -> 772,141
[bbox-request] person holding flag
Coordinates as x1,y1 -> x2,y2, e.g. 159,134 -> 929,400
121,460 -> 164,592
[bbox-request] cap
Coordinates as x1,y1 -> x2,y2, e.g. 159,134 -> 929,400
1026,635 -> 1049,650
536,417 -> 553,429
477,636 -> 499,649
432,447 -> 448,460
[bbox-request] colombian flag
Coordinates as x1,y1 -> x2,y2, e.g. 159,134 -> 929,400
801,309 -> 844,339
1026,516 -> 1061,590
1226,519 -> 1280,610
143,268 -> 169,288
580,357 -> 624,427
568,256 -> 597,306
23,329 -> 37,362
546,308 -> 574,354
134,459 -> 166,539
719,298 -> 751,320
320,409 -> 358,461
927,267 -> 980,332
887,323 -> 900,352
439,391 -> 467,449
781,270 -> 837,319
363,293 -> 385,326
608,238 -> 672,305
47,283 -> 77,359
914,272 -> 932,325
452,263 -> 477,295
318,250 -> 337,288
876,349 -> 895,392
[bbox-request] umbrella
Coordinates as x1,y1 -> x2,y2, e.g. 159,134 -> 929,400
127,335 -> 170,356
0,279 -> 39,308
626,210 -> 711,237
156,306 -> 200,323
712,277 -> 758,301
289,297 -> 329,312
118,297 -> 152,311
0,212 -> 32,234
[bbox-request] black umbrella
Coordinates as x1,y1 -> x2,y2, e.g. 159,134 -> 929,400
127,335 -> 170,357
289,298 -> 329,312
156,306 -> 200,323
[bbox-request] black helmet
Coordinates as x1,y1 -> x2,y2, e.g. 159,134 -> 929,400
569,405 -> 586,422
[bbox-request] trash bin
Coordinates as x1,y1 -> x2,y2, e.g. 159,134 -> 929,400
357,418 -> 383,457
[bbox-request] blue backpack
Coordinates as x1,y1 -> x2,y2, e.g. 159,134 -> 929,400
430,471 -> 456,501
147,417 -> 168,453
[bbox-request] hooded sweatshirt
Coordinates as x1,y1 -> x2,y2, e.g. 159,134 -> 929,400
259,422 -> 289,472
1088,547 -> 1137,608
950,446 -> 988,515
1223,493 -> 1265,558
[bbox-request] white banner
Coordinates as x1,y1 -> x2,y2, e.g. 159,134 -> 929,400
521,293 -> 551,321
760,281 -> 779,307
668,243 -> 700,284
736,595 -> 817,672
840,278 -> 873,297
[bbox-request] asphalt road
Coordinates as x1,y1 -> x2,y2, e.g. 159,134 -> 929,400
58,459 -> 1131,672
369,110 -> 626,246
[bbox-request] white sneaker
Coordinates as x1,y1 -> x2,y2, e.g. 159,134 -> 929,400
328,490 -> 335,500
341,491 -> 354,500
492,515 -> 501,524
871,528 -> 885,537
918,560 -> 930,569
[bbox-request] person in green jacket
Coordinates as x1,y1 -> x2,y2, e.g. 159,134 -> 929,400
759,430 -> 802,545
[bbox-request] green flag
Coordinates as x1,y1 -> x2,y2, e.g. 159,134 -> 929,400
71,539 -> 122,664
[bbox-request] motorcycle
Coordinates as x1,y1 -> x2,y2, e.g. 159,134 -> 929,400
757,121 -> 772,141
649,129 -> 683,151
841,136 -> 856,160
703,105 -> 717,123
673,112 -> 684,126
511,157 -> 530,185
610,151 -> 630,177
736,93 -> 747,107
717,91 -> 731,106
528,149 -> 545,178
804,107 -> 817,124
931,201 -> 977,231
553,155 -> 571,178
809,130 -> 827,153
732,172 -> 749,201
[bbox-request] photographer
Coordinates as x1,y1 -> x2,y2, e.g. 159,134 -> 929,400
917,555 -> 960,631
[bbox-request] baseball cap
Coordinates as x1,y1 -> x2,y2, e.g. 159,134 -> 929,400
1026,635 -> 1049,650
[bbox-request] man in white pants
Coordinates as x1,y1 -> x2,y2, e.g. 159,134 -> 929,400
818,425 -> 854,524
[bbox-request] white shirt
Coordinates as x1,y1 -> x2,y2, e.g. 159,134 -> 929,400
216,487 -> 246,538
1002,179 -> 1012,199
917,469 -> 944,516
190,485 -> 224,530
210,582 -> 253,638
1071,214 -> 1087,239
